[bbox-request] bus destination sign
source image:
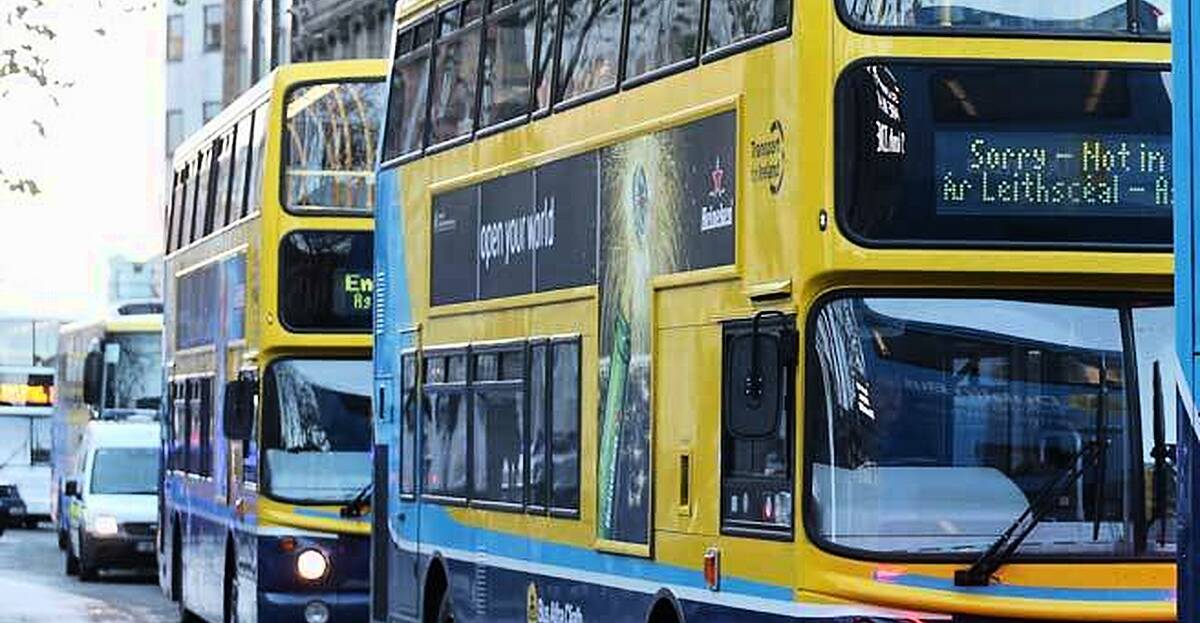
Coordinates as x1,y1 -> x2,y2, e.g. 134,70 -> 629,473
935,131 -> 1172,216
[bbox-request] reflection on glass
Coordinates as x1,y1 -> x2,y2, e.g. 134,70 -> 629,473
91,448 -> 159,495
557,0 -> 622,101
431,29 -> 481,143
107,332 -> 162,412
1132,306 -> 1177,553
285,81 -> 385,212
705,0 -> 789,50
841,0 -> 1169,34
807,296 -> 1175,558
262,359 -> 372,504
481,0 -> 537,128
424,391 -> 468,495
625,0 -> 699,78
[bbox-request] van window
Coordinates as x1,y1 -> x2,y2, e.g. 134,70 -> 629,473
91,447 -> 159,495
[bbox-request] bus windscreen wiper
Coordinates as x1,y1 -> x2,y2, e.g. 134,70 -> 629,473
954,438 -> 1107,586
957,357 -> 1111,587
340,482 -> 373,518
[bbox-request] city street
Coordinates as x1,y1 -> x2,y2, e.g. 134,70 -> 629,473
0,525 -> 173,623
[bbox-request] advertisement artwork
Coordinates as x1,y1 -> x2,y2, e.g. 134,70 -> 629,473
429,111 -> 737,545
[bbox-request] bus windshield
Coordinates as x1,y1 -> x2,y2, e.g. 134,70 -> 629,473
284,80 -> 386,213
840,0 -> 1170,35
91,448 -> 159,495
106,332 -> 163,412
807,296 -> 1176,559
261,359 -> 372,504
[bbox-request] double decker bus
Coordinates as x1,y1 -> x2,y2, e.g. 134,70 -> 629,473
0,317 -> 60,528
158,60 -> 386,623
54,308 -> 161,546
370,0 -> 1177,621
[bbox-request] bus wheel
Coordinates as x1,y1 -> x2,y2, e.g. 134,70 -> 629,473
436,592 -> 454,623
647,597 -> 681,623
224,545 -> 238,623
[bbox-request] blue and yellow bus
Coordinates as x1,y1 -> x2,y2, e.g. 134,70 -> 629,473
370,0 -> 1177,621
158,60 -> 386,623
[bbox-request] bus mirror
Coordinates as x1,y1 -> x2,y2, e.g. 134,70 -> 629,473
103,342 -> 121,364
223,378 -> 255,441
83,351 -> 104,406
724,312 -> 795,439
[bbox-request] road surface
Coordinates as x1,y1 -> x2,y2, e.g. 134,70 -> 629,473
0,524 -> 174,623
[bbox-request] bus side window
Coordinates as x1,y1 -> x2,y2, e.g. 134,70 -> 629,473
533,0 -> 559,112
247,103 -> 268,215
430,0 -> 483,145
527,342 -> 548,511
232,112 -> 253,220
178,163 -> 193,250
165,170 -> 179,253
555,0 -> 621,102
720,314 -> 796,537
192,148 -> 211,245
201,377 -> 214,477
624,0 -> 700,82
548,338 -> 580,514
220,126 -> 237,228
208,135 -> 229,234
479,0 -> 537,128
704,0 -> 789,53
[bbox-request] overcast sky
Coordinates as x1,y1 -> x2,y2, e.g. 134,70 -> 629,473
0,2 -> 164,321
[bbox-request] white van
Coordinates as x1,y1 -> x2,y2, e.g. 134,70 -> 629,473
63,419 -> 159,581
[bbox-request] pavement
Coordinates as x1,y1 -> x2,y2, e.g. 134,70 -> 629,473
0,524 -> 175,623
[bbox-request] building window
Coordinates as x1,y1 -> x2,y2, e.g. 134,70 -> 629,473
204,4 -> 223,52
203,101 -> 222,123
166,109 -> 184,155
167,14 -> 184,61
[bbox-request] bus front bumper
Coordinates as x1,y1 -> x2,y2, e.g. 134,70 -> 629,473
260,588 -> 368,622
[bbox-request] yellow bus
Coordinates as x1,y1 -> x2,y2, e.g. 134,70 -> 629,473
158,60 -> 386,623
53,308 -> 162,549
370,0 -> 1176,621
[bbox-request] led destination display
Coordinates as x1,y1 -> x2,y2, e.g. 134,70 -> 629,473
936,131 -> 1172,216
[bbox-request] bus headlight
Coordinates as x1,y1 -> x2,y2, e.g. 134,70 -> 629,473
91,515 -> 119,537
304,600 -> 330,623
296,549 -> 329,581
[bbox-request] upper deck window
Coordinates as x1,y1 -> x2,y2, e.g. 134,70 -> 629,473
284,80 -> 385,214
839,1 -> 1170,37
837,61 -> 1172,249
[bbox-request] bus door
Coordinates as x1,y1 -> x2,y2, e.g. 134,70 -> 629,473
378,344 -> 421,621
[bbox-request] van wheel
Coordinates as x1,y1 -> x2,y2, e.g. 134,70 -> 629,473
224,546 -> 238,623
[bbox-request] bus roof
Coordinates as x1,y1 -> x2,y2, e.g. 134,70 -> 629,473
60,313 -> 162,338
172,59 -> 389,163
395,0 -> 438,24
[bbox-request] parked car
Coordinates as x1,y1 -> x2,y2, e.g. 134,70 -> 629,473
63,421 -> 159,582
0,485 -> 28,529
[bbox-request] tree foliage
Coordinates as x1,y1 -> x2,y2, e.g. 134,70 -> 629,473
1,0 -> 151,196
